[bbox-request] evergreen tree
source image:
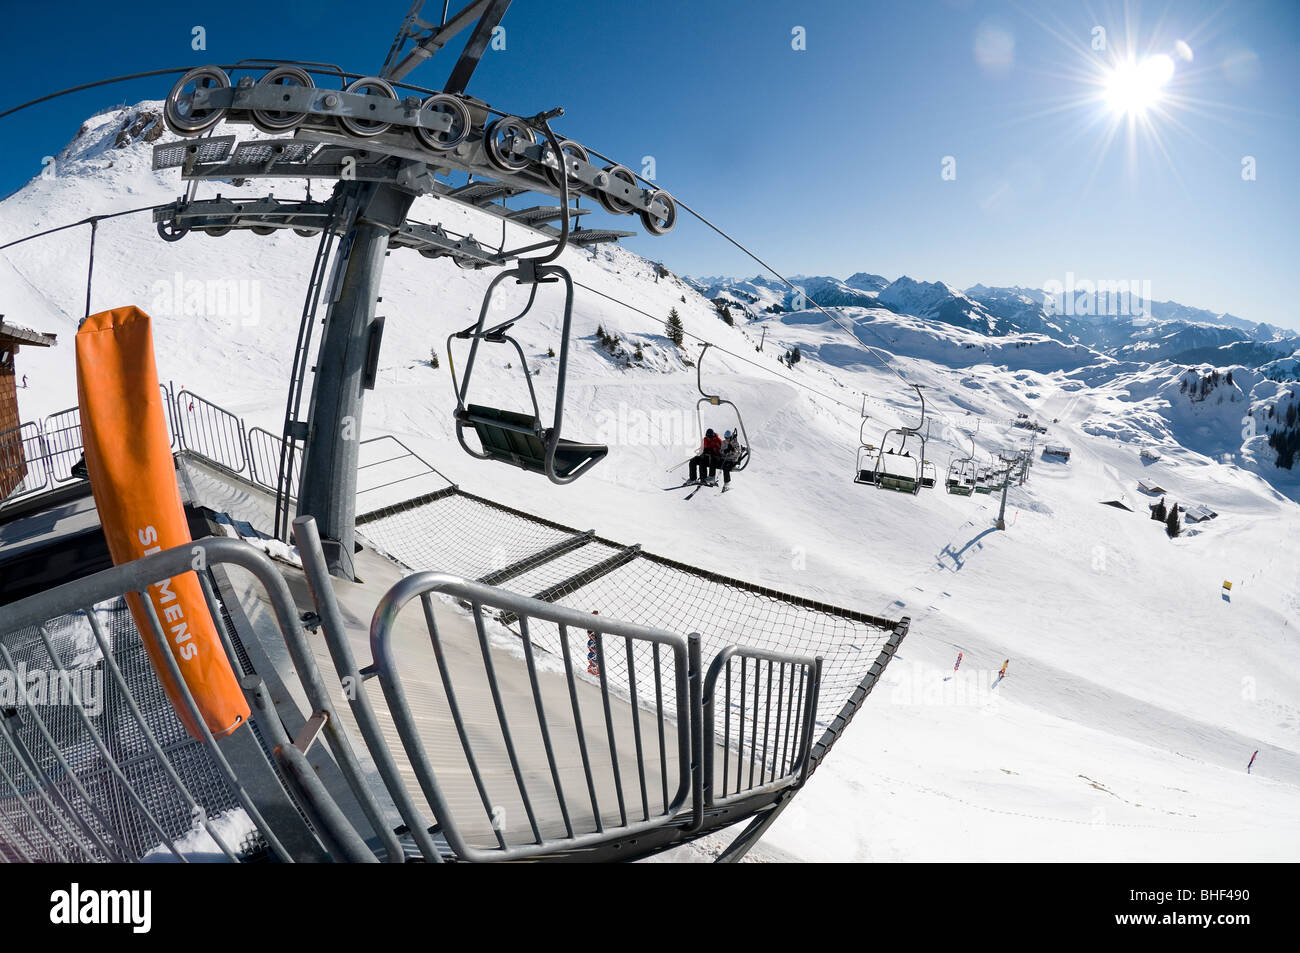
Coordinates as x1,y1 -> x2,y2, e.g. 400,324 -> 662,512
1165,502 -> 1181,538
714,299 -> 734,326
1152,496 -> 1167,522
428,347 -> 440,369
665,308 -> 684,347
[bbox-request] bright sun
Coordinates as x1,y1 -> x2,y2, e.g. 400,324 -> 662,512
1103,54 -> 1175,116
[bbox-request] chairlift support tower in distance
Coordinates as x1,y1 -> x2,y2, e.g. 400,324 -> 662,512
153,0 -> 678,577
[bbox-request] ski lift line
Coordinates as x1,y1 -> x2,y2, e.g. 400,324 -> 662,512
581,143 -> 911,387
580,144 -> 982,441
669,193 -> 974,443
0,64 -> 429,122
1,61 -> 556,133
0,203 -> 169,252
569,278 -> 862,416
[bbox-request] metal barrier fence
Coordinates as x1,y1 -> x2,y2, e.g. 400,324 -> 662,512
42,407 -> 86,484
1,385 -> 179,506
247,425 -> 296,496
0,508 -> 906,862
175,389 -> 247,475
702,647 -> 819,809
0,535 -> 393,863
369,572 -> 695,860
2,384 -> 450,525
0,421 -> 46,499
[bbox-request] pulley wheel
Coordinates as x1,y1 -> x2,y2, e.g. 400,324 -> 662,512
164,66 -> 231,136
339,76 -> 397,138
640,189 -> 678,235
597,164 -> 638,214
414,94 -> 473,151
251,66 -> 315,133
156,220 -> 190,242
542,138 -> 590,191
484,116 -> 536,173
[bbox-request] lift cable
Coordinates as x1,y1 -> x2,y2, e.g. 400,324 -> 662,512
570,278 -> 864,417
581,144 -> 983,444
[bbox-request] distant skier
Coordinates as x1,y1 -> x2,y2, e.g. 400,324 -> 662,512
21,374 -> 28,388
998,659 -> 1009,679
1248,750 -> 1258,774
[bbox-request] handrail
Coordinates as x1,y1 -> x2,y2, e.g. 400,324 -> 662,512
701,645 -> 819,809
367,570 -> 696,861
0,536 -> 375,862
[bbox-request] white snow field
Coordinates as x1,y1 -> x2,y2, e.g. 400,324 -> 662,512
3,105 -> 1298,862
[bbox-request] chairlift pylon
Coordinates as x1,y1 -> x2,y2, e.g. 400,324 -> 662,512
695,342 -> 750,471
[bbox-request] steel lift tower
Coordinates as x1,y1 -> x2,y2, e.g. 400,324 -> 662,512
154,0 -> 677,576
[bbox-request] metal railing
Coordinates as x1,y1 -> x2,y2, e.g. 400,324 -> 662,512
0,385 -> 180,506
0,421 -> 47,499
0,511 -> 893,862
247,425 -> 297,496
42,407 -> 86,484
0,535 -> 392,863
175,388 -> 248,475
2,384 -> 451,531
312,511 -> 698,860
702,647 -> 820,808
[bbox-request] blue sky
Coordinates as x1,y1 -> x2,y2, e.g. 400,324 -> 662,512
2,0 -> 1298,326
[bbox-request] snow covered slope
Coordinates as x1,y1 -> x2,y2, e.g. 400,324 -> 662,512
3,105 -> 1298,861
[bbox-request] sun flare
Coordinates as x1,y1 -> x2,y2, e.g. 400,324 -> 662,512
1102,54 -> 1175,117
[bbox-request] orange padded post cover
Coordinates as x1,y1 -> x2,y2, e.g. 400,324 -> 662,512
76,306 -> 248,741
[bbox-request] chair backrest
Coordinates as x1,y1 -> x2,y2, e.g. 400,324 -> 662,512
464,404 -> 549,472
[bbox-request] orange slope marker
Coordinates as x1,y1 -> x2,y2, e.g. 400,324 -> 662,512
76,306 -> 248,740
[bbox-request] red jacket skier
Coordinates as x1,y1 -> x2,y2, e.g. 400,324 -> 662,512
688,429 -> 723,485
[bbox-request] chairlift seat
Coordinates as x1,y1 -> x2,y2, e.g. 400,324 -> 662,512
879,473 -> 919,493
460,404 -> 607,480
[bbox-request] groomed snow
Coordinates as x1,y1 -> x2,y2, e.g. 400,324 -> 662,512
3,105 -> 1297,862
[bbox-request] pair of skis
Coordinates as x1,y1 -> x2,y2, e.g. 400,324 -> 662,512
664,479 -> 729,499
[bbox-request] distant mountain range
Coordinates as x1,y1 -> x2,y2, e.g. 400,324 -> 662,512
688,272 -> 1299,370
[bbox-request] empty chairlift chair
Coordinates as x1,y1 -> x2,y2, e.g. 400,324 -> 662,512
858,385 -> 931,496
945,456 -> 975,496
945,429 -> 980,497
854,398 -> 880,486
448,259 -> 607,485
